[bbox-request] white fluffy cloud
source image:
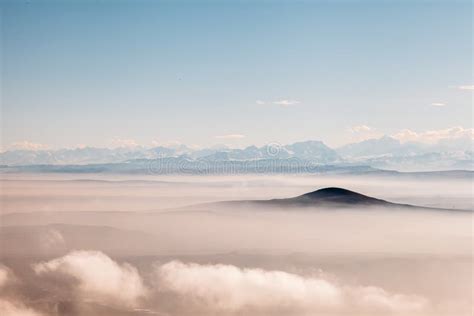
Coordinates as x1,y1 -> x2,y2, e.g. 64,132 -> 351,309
150,139 -> 186,148
347,125 -> 383,142
110,138 -> 140,148
392,126 -> 474,144
457,85 -> 474,90
154,260 -> 428,314
33,250 -> 146,308
214,134 -> 245,140
350,125 -> 373,133
38,229 -> 65,251
8,141 -> 49,151
273,99 -> 300,106
348,286 -> 427,313
156,261 -> 341,311
29,251 -> 429,315
430,102 -> 446,107
256,99 -> 300,106
0,265 -> 10,288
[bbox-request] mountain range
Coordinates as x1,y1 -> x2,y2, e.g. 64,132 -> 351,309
1,136 -> 472,171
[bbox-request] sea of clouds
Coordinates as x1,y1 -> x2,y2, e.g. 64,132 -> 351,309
0,250 -> 431,316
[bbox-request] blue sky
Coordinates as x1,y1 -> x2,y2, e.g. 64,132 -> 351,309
1,0 -> 472,150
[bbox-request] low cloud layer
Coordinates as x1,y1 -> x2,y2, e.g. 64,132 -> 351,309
155,260 -> 428,314
156,260 -> 341,311
28,251 -> 429,315
33,250 -> 147,308
0,300 -> 43,316
0,265 -> 10,288
0,265 -> 44,316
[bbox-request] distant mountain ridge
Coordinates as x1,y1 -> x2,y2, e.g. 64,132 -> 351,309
1,136 -> 472,171
336,136 -> 421,158
0,140 -> 341,165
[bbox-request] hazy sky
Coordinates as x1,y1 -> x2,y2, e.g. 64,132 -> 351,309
1,0 -> 472,149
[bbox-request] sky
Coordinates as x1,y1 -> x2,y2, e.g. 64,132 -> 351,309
1,0 -> 472,150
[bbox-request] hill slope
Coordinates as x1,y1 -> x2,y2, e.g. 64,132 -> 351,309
216,187 -> 468,211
